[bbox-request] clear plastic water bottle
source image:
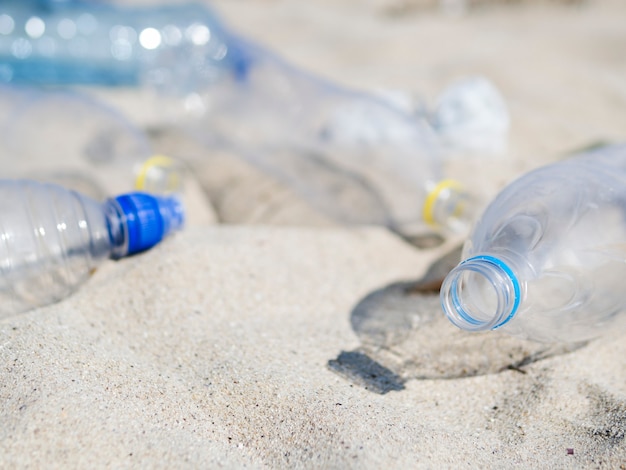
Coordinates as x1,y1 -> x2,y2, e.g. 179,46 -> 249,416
0,179 -> 184,318
0,84 -> 184,195
440,144 -> 626,343
0,1 -> 472,235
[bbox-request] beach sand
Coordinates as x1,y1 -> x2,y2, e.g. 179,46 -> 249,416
1,0 -> 626,467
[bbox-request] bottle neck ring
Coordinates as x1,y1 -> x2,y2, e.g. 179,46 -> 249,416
422,179 -> 471,231
134,155 -> 184,194
441,254 -> 521,331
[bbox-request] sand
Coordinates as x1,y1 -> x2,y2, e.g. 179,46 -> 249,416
1,0 -> 626,468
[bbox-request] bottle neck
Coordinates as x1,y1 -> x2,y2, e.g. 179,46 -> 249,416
422,179 -> 475,232
133,155 -> 185,194
440,254 -> 522,331
104,192 -> 185,259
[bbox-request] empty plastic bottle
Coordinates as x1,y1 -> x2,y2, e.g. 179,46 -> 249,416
0,179 -> 184,318
0,83 -> 184,195
0,1 -> 472,235
440,143 -> 626,343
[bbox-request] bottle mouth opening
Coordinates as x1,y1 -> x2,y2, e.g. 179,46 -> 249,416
422,179 -> 472,231
441,255 -> 520,332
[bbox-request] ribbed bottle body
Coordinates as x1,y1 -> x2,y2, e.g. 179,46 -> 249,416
0,180 -> 111,317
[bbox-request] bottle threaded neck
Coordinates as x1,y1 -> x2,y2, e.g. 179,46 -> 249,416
440,254 -> 521,331
106,192 -> 185,259
134,155 -> 185,194
422,179 -> 473,232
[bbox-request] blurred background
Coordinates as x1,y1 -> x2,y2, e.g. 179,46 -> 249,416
1,0 -> 625,234
209,0 -> 624,161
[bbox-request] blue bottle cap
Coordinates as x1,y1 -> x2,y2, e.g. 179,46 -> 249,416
113,192 -> 184,256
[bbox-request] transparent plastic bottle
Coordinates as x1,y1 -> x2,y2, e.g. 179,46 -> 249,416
441,144 -> 626,343
0,83 -> 184,195
0,179 -> 184,318
0,1 -> 472,235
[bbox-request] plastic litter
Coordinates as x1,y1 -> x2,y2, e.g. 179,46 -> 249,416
331,78 -> 511,158
431,76 -> 510,156
0,2 -> 241,88
0,179 -> 184,318
0,1 -> 474,235
441,143 -> 626,343
0,84 -> 184,195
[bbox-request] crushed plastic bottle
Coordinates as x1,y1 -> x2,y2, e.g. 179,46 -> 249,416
0,179 -> 184,318
0,84 -> 185,195
0,1 -> 473,236
431,76 -> 510,156
440,143 -> 626,343
328,77 -> 511,158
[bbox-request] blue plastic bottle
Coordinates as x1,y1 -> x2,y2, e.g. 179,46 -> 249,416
0,1 -> 242,87
0,179 -> 184,318
0,1 -> 472,235
440,143 -> 626,343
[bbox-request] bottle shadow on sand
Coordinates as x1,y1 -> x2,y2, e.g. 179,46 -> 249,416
328,244 -> 585,394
